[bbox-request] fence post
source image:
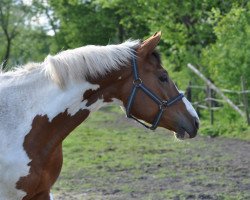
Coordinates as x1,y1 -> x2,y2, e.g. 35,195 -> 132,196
207,85 -> 214,125
186,81 -> 192,101
241,76 -> 250,125
187,63 -> 245,118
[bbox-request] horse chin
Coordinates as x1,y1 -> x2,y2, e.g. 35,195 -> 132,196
174,130 -> 190,140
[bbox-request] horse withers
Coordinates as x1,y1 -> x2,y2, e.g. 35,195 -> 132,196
0,32 -> 199,200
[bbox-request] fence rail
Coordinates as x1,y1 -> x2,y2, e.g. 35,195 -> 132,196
189,85 -> 250,94
187,84 -> 249,125
187,63 -> 249,125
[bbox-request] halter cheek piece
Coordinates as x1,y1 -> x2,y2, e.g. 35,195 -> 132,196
126,53 -> 184,130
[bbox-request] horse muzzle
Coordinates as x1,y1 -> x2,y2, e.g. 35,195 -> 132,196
175,117 -> 200,139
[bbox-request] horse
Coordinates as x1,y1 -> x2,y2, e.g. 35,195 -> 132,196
0,32 -> 199,200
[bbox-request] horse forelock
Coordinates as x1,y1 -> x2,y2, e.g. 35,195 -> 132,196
44,40 -> 140,88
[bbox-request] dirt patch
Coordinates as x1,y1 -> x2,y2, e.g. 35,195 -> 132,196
53,110 -> 250,200
53,135 -> 250,200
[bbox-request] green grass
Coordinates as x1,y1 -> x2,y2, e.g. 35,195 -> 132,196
200,117 -> 250,141
198,107 -> 250,140
52,106 -> 250,199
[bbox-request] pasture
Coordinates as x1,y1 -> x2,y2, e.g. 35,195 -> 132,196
53,106 -> 250,200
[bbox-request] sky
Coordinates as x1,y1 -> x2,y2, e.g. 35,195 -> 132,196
23,0 -> 55,36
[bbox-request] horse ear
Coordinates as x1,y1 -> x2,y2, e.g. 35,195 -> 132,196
138,31 -> 161,57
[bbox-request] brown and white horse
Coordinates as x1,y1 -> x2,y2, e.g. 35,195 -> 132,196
0,32 -> 199,200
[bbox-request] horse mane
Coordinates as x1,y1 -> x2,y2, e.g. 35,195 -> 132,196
0,40 -> 140,88
44,40 -> 140,88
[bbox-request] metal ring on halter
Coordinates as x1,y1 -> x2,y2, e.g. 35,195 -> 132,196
133,78 -> 142,87
159,101 -> 168,110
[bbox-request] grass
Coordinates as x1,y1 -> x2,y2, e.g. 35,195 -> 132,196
200,120 -> 250,140
197,106 -> 250,140
52,106 -> 250,199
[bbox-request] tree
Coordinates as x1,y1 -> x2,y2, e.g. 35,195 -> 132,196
10,27 -> 51,65
47,0 -> 117,51
0,0 -> 32,69
201,3 -> 250,89
133,0 -> 246,88
95,0 -> 150,42
47,0 -> 150,52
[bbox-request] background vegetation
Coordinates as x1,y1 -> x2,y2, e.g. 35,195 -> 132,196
1,0 -> 250,138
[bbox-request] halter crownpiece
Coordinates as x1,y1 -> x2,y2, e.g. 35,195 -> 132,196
126,52 -> 184,130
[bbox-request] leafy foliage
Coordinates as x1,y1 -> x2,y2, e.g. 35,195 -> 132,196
0,0 -> 50,68
202,3 -> 250,89
49,0 -> 117,50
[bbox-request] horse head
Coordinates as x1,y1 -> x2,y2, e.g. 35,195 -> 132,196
89,32 -> 199,139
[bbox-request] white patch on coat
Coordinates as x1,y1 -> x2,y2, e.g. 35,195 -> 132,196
174,85 -> 199,119
182,97 -> 199,119
0,40 -> 137,199
50,193 -> 54,200
0,71 -> 104,199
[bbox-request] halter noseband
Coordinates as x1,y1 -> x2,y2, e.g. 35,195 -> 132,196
126,53 -> 184,130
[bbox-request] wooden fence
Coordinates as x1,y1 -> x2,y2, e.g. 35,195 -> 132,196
186,64 -> 250,125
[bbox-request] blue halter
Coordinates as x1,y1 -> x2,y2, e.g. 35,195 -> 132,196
126,53 -> 184,130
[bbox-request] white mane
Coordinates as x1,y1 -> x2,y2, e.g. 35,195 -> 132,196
1,40 -> 140,88
45,40 -> 140,88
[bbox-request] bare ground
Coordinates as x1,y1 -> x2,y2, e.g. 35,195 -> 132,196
53,135 -> 250,200
53,111 -> 250,200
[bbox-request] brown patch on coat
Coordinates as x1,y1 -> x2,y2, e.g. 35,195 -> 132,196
83,69 -> 132,106
16,109 -> 90,199
82,89 -> 99,106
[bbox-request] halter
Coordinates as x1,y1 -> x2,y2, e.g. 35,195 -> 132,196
126,53 -> 184,130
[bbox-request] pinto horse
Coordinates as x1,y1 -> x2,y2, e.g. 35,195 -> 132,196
0,32 -> 199,200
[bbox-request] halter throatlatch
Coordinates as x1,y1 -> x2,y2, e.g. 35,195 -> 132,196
126,53 -> 184,130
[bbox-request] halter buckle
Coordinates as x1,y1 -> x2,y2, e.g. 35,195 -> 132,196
159,101 -> 168,110
133,78 -> 142,87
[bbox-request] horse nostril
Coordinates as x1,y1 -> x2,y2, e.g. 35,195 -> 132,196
194,118 -> 200,129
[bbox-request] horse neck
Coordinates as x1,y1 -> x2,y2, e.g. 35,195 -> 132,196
20,69 -> 125,159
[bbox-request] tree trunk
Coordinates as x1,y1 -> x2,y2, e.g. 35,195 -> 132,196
2,37 -> 11,69
116,14 -> 125,43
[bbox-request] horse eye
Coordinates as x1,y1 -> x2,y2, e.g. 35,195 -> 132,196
159,74 -> 168,82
